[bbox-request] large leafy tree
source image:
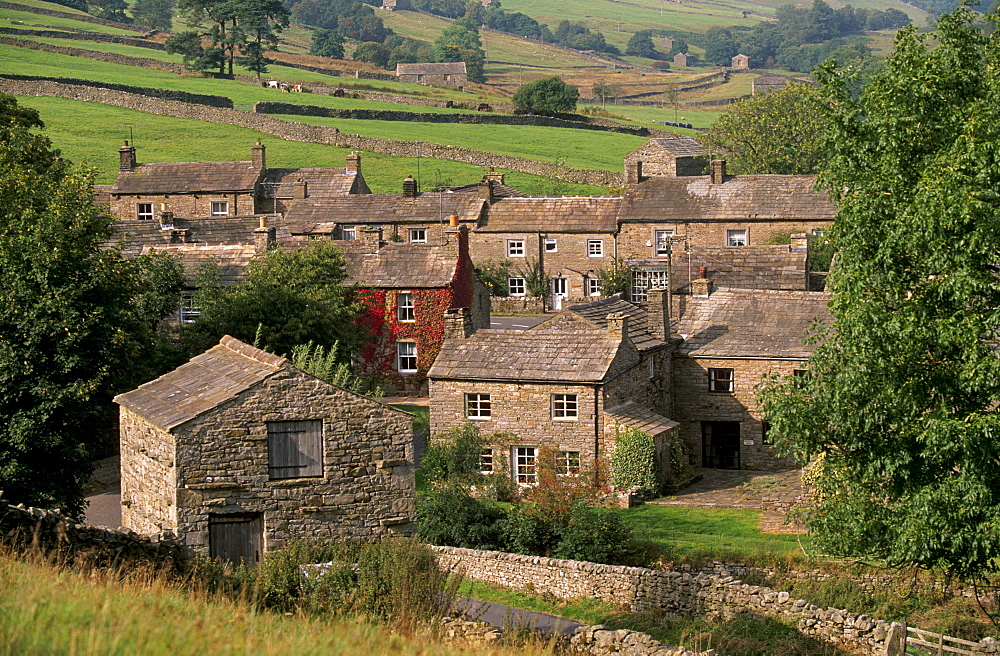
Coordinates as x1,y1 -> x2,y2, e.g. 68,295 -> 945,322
432,23 -> 486,82
512,76 -> 579,115
700,82 -> 828,174
131,0 -> 174,30
760,9 -> 1000,581
0,95 -> 183,513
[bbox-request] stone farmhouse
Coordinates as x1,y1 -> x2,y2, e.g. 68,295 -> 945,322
396,62 -> 468,91
428,291 -> 680,483
115,336 -> 416,565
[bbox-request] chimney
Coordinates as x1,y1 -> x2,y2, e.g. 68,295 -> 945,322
346,151 -> 361,173
484,166 -> 505,185
251,141 -> 266,170
606,312 -> 629,342
789,232 -> 808,252
157,203 -> 174,228
443,307 -> 474,339
119,141 -> 136,171
710,159 -> 726,184
646,288 -> 672,341
478,178 -> 495,204
292,178 -> 307,199
692,275 -> 712,299
625,160 -> 643,184
254,216 -> 275,253
402,175 -> 417,197
360,226 -> 383,251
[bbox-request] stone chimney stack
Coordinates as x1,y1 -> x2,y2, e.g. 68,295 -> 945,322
254,216 -> 276,253
625,160 -> 643,185
646,288 -> 672,341
360,226 -> 383,251
292,178 -> 307,199
251,141 -> 266,170
789,232 -> 808,252
119,141 -> 136,171
402,175 -> 417,197
478,178 -> 495,204
710,159 -> 726,184
443,307 -> 474,339
692,274 -> 713,299
346,151 -> 361,173
484,167 -> 505,185
606,312 -> 629,342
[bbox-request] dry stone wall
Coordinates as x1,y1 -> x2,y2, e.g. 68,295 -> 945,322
1,74 -> 234,108
0,37 -> 190,75
0,26 -> 165,49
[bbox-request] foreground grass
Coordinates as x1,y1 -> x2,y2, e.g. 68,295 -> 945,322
0,552 -> 545,656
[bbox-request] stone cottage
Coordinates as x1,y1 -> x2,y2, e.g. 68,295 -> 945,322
115,336 -> 416,565
624,136 -> 708,179
672,287 -> 831,469
731,53 -> 751,69
428,292 -> 679,484
396,62 -> 468,90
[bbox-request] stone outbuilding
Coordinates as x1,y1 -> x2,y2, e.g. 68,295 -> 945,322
625,136 -> 708,180
396,62 -> 468,90
673,52 -> 694,67
115,336 -> 416,566
752,76 -> 790,95
731,53 -> 750,69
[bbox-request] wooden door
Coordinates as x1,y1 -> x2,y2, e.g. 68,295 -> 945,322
209,513 -> 263,567
702,422 -> 741,469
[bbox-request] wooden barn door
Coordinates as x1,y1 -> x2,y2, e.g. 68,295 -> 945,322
209,513 -> 263,567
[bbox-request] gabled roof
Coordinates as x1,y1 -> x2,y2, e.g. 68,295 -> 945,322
605,401 -> 678,437
479,197 -> 622,233
621,175 -> 836,222
260,167 -> 362,198
540,296 -> 666,351
397,62 -> 467,75
629,136 -> 705,159
344,242 -> 458,288
283,193 -> 485,228
111,161 -> 263,195
428,329 -> 625,383
675,289 -> 832,359
141,244 -> 256,286
447,181 -> 527,199
114,336 -> 287,432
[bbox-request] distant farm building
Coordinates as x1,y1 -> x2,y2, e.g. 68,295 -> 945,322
673,52 -> 694,67
731,54 -> 750,69
396,62 -> 468,91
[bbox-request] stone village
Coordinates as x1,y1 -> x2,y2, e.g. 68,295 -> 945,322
102,135 -> 835,564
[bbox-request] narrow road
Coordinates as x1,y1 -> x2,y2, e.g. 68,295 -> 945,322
452,596 -> 585,636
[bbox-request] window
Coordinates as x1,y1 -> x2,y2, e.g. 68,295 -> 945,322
727,229 -> 748,247
480,448 -> 494,474
761,421 -> 774,446
586,278 -> 601,297
409,228 -> 427,243
397,341 -> 417,373
211,201 -> 229,217
465,393 -> 491,419
179,292 -> 200,323
341,225 -> 357,240
552,394 -> 578,420
709,368 -> 735,393
551,277 -> 567,297
508,277 -> 526,297
267,420 -> 322,479
397,292 -> 415,322
555,451 -> 581,475
587,239 -> 604,257
507,239 -> 525,257
514,447 -> 537,484
544,238 -> 558,252
654,230 -> 674,256
136,203 -> 154,221
631,268 -> 669,303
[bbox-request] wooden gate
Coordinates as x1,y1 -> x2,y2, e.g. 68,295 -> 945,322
209,513 -> 263,568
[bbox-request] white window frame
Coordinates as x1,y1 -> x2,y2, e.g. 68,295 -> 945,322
397,292 -> 415,322
507,239 -> 525,257
587,239 -> 604,257
631,268 -> 669,303
727,229 -> 748,247
179,292 -> 200,323
136,202 -> 154,221
210,201 -> 229,217
514,447 -> 537,485
480,448 -> 494,474
508,277 -> 526,297
551,277 -> 568,298
709,367 -> 735,393
586,278 -> 601,297
544,238 -> 558,253
465,393 -> 492,419
397,341 -> 417,373
655,229 -> 674,256
555,450 -> 581,476
342,225 -> 356,240
409,228 -> 427,243
552,393 -> 578,420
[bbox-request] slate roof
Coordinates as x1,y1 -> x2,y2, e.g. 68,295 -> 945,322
621,175 -> 836,222
428,329 -> 624,382
447,181 -> 527,199
540,296 -> 666,351
344,242 -> 458,288
674,289 -> 832,359
605,401 -> 678,436
479,197 -> 622,233
259,167 -> 361,198
140,244 -> 256,286
111,161 -> 263,195
92,185 -> 112,206
283,193 -> 485,229
397,62 -> 467,76
114,336 -> 287,432
629,136 -> 705,158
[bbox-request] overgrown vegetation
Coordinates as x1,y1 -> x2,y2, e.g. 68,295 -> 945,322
611,426 -> 659,491
291,341 -> 383,397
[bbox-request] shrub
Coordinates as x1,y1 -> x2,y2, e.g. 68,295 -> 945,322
611,426 -> 659,491
417,485 -> 506,549
552,502 -> 651,566
420,422 -> 486,485
475,260 -> 513,297
512,76 -> 579,115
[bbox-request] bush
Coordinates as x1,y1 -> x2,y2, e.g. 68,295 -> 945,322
420,422 -> 486,485
552,502 -> 650,566
611,426 -> 659,491
417,485 -> 506,549
512,76 -> 579,115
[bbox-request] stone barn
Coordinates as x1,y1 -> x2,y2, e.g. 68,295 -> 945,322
625,136 -> 708,179
731,53 -> 750,69
396,62 -> 468,90
115,336 -> 416,566
673,52 -> 694,67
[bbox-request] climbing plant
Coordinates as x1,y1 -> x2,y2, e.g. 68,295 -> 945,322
611,425 -> 659,491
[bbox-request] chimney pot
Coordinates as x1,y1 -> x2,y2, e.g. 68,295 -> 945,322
119,141 -> 136,171
449,214 -> 459,228
699,265 -> 708,278
254,224 -> 276,253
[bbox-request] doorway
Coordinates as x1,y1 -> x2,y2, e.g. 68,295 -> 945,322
209,513 -> 263,567
702,421 -> 740,469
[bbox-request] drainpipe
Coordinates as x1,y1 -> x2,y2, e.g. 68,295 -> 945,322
594,386 -> 601,486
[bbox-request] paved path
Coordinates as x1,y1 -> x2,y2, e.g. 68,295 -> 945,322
85,483 -> 122,528
453,596 -> 584,636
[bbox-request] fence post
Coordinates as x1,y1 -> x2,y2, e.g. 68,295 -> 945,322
884,622 -> 906,656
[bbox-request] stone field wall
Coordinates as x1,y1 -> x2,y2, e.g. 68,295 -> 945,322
1,74 -> 234,107
0,25 -> 165,49
0,1 -> 135,28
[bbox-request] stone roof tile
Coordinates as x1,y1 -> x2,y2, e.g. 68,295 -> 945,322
480,196 -> 622,233
283,193 -> 484,226
111,161 -> 263,195
140,244 -> 257,286
259,167 -> 360,198
605,401 -> 679,436
343,241 -> 457,288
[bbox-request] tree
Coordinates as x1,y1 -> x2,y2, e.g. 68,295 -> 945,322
592,80 -> 624,107
433,24 -> 485,82
512,76 -> 578,115
184,240 -> 360,358
0,95 -> 183,513
625,31 -> 658,59
700,82 -> 828,174
759,9 -> 1000,582
164,30 -> 226,73
131,0 -> 173,30
234,0 -> 290,78
310,28 -> 345,59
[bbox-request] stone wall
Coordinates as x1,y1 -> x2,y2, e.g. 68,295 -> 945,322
0,74 -> 234,108
0,26 -> 165,50
120,407 -> 176,536
431,546 -> 902,655
109,191 -> 256,221
0,78 -> 621,187
0,36 -> 191,75
617,220 -> 831,255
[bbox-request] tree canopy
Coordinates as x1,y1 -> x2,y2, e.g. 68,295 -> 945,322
759,9 -> 1000,581
700,82 -> 828,174
432,23 -> 486,82
512,76 -> 579,115
0,95 -> 183,513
